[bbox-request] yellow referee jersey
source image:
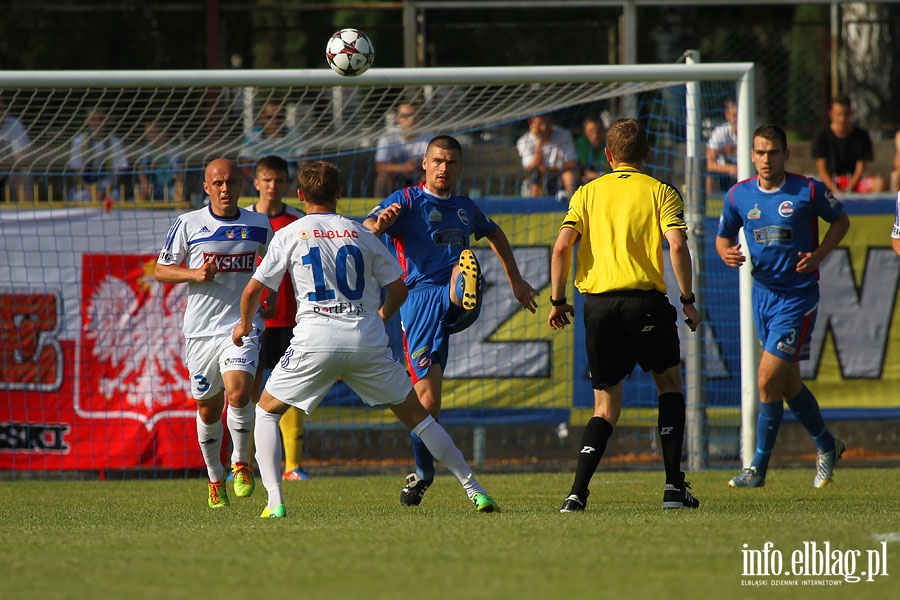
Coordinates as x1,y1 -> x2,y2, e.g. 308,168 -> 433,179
560,166 -> 686,295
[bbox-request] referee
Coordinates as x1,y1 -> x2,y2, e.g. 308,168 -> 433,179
548,117 -> 702,512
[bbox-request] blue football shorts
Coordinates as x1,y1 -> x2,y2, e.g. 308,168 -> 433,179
752,284 -> 819,362
400,277 -> 483,384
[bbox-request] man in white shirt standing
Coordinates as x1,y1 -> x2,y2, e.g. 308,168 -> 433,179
517,113 -> 577,201
155,157 -> 273,509
705,98 -> 738,195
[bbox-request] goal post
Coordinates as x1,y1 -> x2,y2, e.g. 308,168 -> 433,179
0,62 -> 758,477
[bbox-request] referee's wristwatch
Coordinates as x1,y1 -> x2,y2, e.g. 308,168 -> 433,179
679,292 -> 696,305
550,296 -> 567,307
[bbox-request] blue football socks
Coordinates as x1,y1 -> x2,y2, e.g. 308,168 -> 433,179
787,385 -> 835,453
752,401 -> 784,476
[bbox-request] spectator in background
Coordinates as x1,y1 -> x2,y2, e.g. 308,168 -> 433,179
574,114 -> 609,185
516,114 -> 576,201
706,98 -> 739,195
890,129 -> 900,194
0,97 -> 33,202
812,96 -> 886,195
67,106 -> 129,203
246,155 -> 311,482
135,120 -> 184,203
239,100 -> 305,187
374,102 -> 433,197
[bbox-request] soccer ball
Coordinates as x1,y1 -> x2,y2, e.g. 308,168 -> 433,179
325,29 -> 375,77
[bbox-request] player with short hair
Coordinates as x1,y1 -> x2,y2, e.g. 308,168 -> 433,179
364,135 -> 538,507
155,157 -> 273,508
718,124 -> 850,489
548,117 -> 702,512
233,160 -> 498,518
247,155 -> 310,481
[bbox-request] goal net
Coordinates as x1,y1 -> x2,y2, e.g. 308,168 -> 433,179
0,62 -> 755,478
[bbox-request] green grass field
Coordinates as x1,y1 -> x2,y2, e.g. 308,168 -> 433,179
2,468 -> 898,599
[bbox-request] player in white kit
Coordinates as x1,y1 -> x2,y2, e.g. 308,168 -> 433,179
155,158 -> 273,508
232,161 -> 498,518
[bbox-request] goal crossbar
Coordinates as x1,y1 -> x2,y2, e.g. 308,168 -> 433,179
0,63 -> 755,88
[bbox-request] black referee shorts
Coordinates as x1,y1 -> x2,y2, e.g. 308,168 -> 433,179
583,289 -> 682,390
259,326 -> 294,370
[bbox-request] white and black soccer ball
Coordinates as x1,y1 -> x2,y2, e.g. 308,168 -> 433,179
325,29 -> 375,77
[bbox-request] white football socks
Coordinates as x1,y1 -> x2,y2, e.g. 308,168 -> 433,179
226,402 -> 255,466
412,415 -> 487,499
196,413 -> 224,482
254,404 -> 284,509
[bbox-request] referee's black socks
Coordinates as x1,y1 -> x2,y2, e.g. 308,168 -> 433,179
658,392 -> 686,485
569,416 -> 614,497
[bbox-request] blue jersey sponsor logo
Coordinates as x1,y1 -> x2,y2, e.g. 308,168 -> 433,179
433,228 -> 467,246
753,226 -> 793,244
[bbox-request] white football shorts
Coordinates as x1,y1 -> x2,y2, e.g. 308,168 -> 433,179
264,346 -> 413,414
184,330 -> 262,400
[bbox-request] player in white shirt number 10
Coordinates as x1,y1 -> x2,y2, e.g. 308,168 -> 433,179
232,160 -> 499,518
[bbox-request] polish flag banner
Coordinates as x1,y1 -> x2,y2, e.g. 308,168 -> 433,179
1,208 -> 202,471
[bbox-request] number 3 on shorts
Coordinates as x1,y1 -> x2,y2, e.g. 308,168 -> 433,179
193,374 -> 210,393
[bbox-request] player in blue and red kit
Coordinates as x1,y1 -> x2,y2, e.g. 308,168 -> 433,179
716,124 -> 850,489
365,135 -> 538,506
